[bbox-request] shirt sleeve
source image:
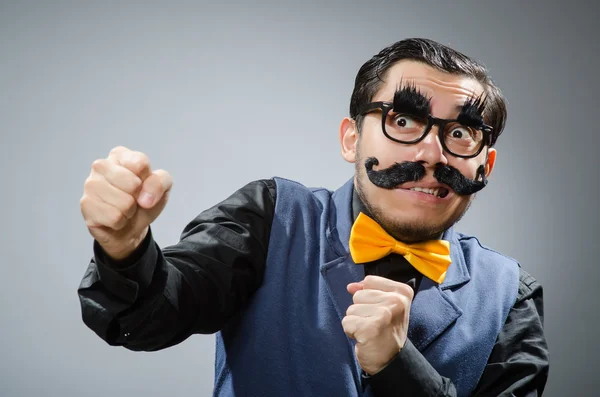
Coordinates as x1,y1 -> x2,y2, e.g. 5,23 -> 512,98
471,268 -> 549,396
77,179 -> 276,352
364,268 -> 549,396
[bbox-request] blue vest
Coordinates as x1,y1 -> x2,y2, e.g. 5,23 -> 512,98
213,177 -> 519,397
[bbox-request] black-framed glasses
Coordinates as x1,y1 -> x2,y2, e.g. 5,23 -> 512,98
356,101 -> 493,159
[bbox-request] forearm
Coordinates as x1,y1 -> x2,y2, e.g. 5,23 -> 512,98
77,179 -> 276,351
365,339 -> 457,397
78,228 -> 227,351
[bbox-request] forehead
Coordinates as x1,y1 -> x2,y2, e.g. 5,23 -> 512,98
373,60 -> 485,116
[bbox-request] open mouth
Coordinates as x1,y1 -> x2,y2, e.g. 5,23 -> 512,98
405,186 -> 450,198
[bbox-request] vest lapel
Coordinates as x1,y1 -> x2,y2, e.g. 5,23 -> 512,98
317,178 -> 364,393
320,178 -> 363,324
408,227 -> 470,352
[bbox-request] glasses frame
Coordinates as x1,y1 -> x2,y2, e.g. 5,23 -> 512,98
356,101 -> 493,159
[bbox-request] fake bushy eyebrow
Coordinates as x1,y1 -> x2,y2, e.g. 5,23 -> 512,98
392,81 -> 432,118
456,94 -> 487,127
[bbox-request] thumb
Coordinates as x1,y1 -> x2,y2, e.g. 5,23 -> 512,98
127,189 -> 170,239
347,282 -> 364,295
137,169 -> 173,209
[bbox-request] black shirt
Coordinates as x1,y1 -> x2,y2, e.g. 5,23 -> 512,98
77,179 -> 549,396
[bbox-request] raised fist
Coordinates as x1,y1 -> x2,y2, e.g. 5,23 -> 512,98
80,146 -> 172,260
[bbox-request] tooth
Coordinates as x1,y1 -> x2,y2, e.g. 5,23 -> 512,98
409,187 -> 443,196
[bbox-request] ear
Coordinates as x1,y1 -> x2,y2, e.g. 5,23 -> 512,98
484,148 -> 497,178
340,117 -> 358,163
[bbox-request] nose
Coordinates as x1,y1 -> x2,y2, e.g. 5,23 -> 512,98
413,126 -> 449,167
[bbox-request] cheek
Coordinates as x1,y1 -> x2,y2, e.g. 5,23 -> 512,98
448,158 -> 481,179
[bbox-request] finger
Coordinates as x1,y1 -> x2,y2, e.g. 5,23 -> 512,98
341,315 -> 362,340
80,195 -> 129,230
106,145 -> 129,161
362,275 -> 414,298
109,149 -> 152,181
84,176 -> 138,220
352,289 -> 387,304
138,169 -> 173,209
92,159 -> 143,196
347,282 -> 364,295
346,303 -> 377,318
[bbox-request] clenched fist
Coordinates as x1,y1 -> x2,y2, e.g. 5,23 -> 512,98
342,275 -> 414,375
80,146 -> 173,260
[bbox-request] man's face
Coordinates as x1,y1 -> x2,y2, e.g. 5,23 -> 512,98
340,60 -> 497,242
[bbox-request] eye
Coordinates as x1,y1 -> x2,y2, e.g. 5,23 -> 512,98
450,126 -> 473,140
394,115 -> 419,128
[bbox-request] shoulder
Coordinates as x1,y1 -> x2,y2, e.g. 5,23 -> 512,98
516,267 -> 543,302
453,231 -> 542,301
454,231 -> 520,271
271,177 -> 333,202
272,176 -> 331,193
219,178 -> 277,207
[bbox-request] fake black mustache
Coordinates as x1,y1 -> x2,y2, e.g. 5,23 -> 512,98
364,157 -> 487,196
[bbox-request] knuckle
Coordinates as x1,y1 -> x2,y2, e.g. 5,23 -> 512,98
341,316 -> 349,327
131,152 -> 150,173
84,217 -> 98,228
107,209 -> 125,228
128,175 -> 143,193
355,289 -> 367,299
389,293 -> 404,307
79,195 -> 91,210
399,283 -> 414,299
122,194 -> 137,212
84,176 -> 102,193
83,175 -> 93,190
342,316 -> 354,333
91,158 -> 105,172
400,294 -> 412,308
109,145 -> 127,156
379,306 -> 393,323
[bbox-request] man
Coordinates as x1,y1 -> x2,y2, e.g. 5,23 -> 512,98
78,38 -> 549,396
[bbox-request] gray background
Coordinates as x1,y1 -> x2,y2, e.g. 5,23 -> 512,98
1,1 -> 598,396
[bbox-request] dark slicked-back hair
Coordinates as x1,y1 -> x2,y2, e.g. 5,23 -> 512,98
349,38 -> 507,146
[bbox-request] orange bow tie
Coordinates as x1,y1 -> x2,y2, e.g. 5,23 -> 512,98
349,212 -> 452,284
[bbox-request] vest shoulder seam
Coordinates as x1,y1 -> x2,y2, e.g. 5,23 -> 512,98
272,177 -> 331,195
456,234 -> 520,266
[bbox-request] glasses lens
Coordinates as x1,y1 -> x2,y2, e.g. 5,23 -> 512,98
443,122 -> 484,156
384,112 -> 428,142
